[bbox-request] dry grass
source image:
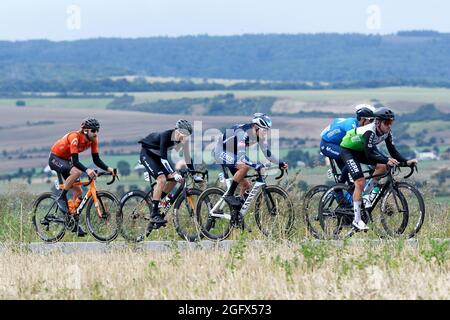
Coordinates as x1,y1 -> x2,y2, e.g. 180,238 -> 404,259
0,239 -> 448,300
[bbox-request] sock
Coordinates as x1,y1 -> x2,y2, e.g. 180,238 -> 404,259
353,200 -> 361,222
152,200 -> 160,215
225,180 -> 239,197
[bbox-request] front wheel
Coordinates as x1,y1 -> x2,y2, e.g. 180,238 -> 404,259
254,186 -> 295,239
86,191 -> 121,243
195,187 -> 233,241
303,185 -> 330,239
380,182 -> 425,238
32,192 -> 67,243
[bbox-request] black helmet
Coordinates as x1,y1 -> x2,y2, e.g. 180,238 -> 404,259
175,119 -> 193,135
374,107 -> 395,121
81,117 -> 100,130
356,107 -> 374,121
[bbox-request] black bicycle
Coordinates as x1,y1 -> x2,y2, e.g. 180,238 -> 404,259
318,162 -> 425,239
195,165 -> 294,241
118,168 -> 208,242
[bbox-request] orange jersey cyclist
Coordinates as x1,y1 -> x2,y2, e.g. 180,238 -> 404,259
48,117 -> 117,235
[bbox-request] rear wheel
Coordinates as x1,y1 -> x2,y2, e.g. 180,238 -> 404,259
303,185 -> 329,239
86,191 -> 121,242
195,187 -> 232,241
119,190 -> 151,242
32,192 -> 67,243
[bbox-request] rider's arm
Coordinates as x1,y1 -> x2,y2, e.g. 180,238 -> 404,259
363,131 -> 389,164
68,133 -> 89,172
385,132 -> 408,162
90,138 -> 109,171
160,130 -> 175,174
258,137 -> 280,165
235,129 -> 257,167
181,141 -> 195,170
92,153 -> 109,171
71,153 -> 89,173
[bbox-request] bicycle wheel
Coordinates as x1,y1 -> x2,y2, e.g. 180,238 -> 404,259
303,185 -> 329,239
196,187 -> 232,241
254,186 -> 295,239
119,190 -> 151,242
318,184 -> 356,240
380,182 -> 425,238
86,191 -> 121,242
173,188 -> 203,242
32,192 -> 67,243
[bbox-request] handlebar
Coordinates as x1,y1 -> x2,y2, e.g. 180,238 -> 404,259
87,169 -> 119,185
368,162 -> 417,180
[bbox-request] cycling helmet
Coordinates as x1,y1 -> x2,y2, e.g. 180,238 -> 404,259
356,107 -> 374,120
81,117 -> 100,130
374,107 -> 395,121
175,119 -> 193,135
252,113 -> 272,129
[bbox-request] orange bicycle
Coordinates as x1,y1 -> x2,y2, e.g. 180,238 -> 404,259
32,170 -> 120,243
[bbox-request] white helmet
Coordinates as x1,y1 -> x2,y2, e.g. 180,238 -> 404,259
252,113 -> 272,129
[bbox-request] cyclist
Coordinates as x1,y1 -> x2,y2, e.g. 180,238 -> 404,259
340,107 -> 418,230
214,113 -> 288,207
48,117 -> 117,236
320,104 -> 375,183
138,119 -> 199,226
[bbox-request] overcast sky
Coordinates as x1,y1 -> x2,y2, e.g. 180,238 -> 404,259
1,0 -> 448,41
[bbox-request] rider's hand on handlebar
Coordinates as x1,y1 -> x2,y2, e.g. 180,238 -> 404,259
193,175 -> 204,183
108,167 -> 118,176
173,173 -> 184,182
387,158 -> 399,167
407,159 -> 418,167
86,168 -> 97,179
279,161 -> 288,170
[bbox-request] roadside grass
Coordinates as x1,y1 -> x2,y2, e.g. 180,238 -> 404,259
0,236 -> 448,299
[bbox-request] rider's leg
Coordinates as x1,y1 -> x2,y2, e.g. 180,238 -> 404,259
57,167 -> 81,213
150,174 -> 168,223
353,177 -> 365,222
225,162 -> 249,197
368,163 -> 387,188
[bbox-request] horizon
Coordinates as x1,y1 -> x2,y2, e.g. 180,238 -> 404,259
1,0 -> 449,41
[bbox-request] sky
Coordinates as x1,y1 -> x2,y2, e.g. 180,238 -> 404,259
0,0 -> 449,41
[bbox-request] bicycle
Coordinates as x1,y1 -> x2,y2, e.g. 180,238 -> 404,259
195,164 -> 294,241
318,162 -> 425,239
32,170 -> 120,243
118,167 -> 208,242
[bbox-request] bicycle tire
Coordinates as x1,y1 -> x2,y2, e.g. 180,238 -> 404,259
32,192 -> 67,243
118,190 -> 151,242
86,191 -> 121,243
195,187 -> 232,241
173,188 -> 204,242
254,185 -> 295,239
302,185 -> 330,239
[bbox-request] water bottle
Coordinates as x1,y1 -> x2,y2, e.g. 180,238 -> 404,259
344,192 -> 353,205
144,172 -> 150,182
218,172 -> 225,183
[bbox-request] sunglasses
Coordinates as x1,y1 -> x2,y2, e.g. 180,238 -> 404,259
90,128 -> 99,133
382,120 -> 394,125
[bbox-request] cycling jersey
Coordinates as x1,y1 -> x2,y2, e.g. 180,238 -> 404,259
340,122 -> 406,164
320,118 -> 358,144
215,123 -> 279,168
51,131 -> 99,160
139,129 -> 193,174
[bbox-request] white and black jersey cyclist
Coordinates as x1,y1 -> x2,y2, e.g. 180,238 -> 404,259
339,107 -> 418,231
138,119 -> 196,225
214,113 -> 288,207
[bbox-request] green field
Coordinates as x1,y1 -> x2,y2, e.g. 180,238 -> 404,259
0,98 -> 113,110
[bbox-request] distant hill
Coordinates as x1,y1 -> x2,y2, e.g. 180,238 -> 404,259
1,31 -> 450,84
